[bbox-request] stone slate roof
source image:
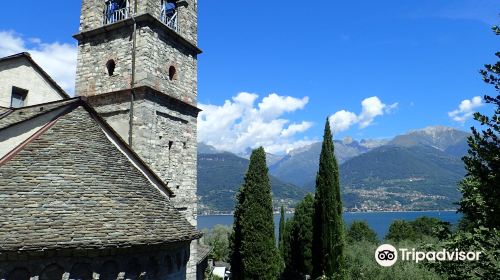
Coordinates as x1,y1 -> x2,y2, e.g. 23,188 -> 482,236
0,99 -> 201,252
0,106 -> 9,116
0,98 -> 79,129
197,243 -> 212,264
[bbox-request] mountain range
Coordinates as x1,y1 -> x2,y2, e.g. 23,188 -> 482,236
197,126 -> 471,213
197,151 -> 306,214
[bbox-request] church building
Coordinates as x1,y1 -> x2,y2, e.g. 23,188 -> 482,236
0,0 -> 206,279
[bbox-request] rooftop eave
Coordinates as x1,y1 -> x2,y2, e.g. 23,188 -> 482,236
0,52 -> 71,99
73,13 -> 202,55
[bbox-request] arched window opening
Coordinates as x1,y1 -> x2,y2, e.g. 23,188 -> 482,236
40,264 -> 64,280
106,59 -> 116,76
70,263 -> 93,280
168,66 -> 177,81
8,268 -> 30,280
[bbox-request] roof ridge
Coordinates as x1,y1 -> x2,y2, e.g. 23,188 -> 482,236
0,116 -> 61,165
0,52 -> 71,99
0,101 -> 201,251
0,98 -> 80,131
80,100 -> 175,197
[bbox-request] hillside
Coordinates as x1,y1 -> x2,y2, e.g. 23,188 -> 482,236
268,140 -> 371,187
198,126 -> 471,212
197,152 -> 307,214
339,145 -> 466,210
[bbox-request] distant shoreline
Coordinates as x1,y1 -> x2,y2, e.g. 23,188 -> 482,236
199,209 -> 459,216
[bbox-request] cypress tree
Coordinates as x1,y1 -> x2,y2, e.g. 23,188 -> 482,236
279,205 -> 285,253
230,147 -> 280,279
283,193 -> 314,278
312,119 -> 346,279
294,193 -> 314,276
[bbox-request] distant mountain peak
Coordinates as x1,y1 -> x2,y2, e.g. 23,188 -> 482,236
198,142 -> 221,154
409,126 -> 460,135
342,137 -> 354,145
390,126 -> 470,152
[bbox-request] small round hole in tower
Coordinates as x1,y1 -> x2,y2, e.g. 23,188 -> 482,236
168,66 -> 177,80
106,59 -> 116,76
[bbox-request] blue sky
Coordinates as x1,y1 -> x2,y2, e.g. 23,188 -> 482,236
0,1 -> 498,154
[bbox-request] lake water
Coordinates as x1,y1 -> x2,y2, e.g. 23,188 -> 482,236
198,211 -> 461,239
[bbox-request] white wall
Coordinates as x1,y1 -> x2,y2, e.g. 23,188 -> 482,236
0,107 -> 68,159
0,57 -> 65,107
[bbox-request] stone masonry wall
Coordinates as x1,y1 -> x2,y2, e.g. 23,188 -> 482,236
131,89 -> 198,226
0,242 -> 190,280
78,0 -> 107,32
141,0 -> 198,45
75,27 -> 134,97
76,24 -> 198,106
79,0 -> 197,45
135,24 -> 198,106
87,88 -> 199,280
76,1 -> 200,279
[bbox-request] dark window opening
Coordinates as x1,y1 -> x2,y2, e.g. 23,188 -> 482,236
106,59 -> 116,76
165,255 -> 173,273
40,264 -> 64,280
8,268 -> 30,280
183,142 -> 187,149
10,87 -> 28,108
168,66 -> 177,80
100,261 -> 119,280
125,258 -> 142,280
70,263 -> 93,280
168,141 -> 174,150
176,252 -> 183,270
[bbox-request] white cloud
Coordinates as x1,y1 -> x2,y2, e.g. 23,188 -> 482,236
329,96 -> 398,133
330,110 -> 358,132
258,94 -> 309,120
0,31 -> 77,94
281,121 -> 313,137
198,92 -> 314,154
448,96 -> 484,122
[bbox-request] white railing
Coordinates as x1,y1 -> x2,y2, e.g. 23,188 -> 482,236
161,10 -> 179,32
104,7 -> 130,25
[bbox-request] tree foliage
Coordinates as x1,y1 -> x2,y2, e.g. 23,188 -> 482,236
203,225 -> 232,262
347,221 -> 378,244
459,25 -> 500,228
279,205 -> 285,255
229,147 -> 281,280
385,220 -> 417,242
346,241 -> 443,280
385,217 -> 451,242
312,119 -> 346,279
282,194 -> 315,279
430,24 -> 500,280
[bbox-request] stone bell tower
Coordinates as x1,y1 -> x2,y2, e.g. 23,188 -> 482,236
74,0 -> 201,278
